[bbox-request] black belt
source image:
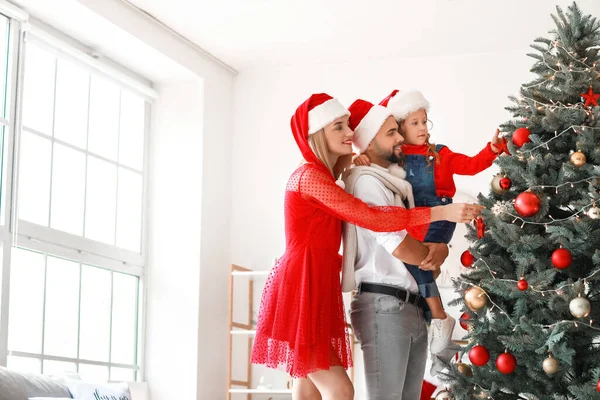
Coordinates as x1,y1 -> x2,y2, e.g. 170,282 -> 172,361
358,282 -> 426,309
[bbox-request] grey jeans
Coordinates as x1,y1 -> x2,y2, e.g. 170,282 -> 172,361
350,290 -> 428,400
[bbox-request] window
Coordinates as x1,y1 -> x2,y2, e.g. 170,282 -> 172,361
18,41 -> 147,256
0,9 -> 153,382
7,248 -> 139,381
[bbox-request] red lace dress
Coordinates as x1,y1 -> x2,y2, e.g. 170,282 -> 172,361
250,163 -> 432,378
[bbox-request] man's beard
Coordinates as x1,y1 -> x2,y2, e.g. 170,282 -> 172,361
387,145 -> 404,164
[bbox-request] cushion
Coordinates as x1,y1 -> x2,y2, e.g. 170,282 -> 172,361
67,382 -> 132,400
0,367 -> 71,400
29,398 -> 73,400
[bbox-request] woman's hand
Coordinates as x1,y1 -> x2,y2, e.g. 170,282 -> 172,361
431,203 -> 485,223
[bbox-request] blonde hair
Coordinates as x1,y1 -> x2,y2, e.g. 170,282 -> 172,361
307,129 -> 335,176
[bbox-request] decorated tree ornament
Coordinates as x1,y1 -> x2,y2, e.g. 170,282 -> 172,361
491,174 -> 509,195
543,353 -> 560,375
496,351 -> 517,374
435,389 -> 454,400
460,250 -> 475,267
580,86 -> 600,107
551,247 -> 572,270
475,217 -> 486,239
597,379 -> 600,393
588,205 -> 600,219
569,294 -> 591,318
496,137 -> 511,156
517,277 -> 529,291
464,286 -> 488,312
457,362 -> 474,377
512,127 -> 532,147
459,312 -> 472,330
570,150 -> 587,167
514,192 -> 541,217
469,345 -> 490,366
500,176 -> 512,190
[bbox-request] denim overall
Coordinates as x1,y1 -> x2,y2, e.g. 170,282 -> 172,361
404,145 -> 456,319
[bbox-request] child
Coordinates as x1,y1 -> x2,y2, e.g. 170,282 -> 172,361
354,89 -> 502,354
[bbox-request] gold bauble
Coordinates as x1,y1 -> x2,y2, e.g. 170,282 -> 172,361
570,151 -> 587,167
491,174 -> 508,195
588,206 -> 600,219
542,354 -> 560,375
457,362 -> 474,377
569,295 -> 591,318
464,286 -> 488,312
435,389 -> 455,400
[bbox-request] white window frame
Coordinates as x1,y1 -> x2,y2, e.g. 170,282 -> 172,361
0,2 -> 154,381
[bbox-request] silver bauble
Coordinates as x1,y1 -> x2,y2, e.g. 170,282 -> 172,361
569,296 -> 591,318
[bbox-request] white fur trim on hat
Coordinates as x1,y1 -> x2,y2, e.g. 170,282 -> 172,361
308,98 -> 350,134
353,105 -> 393,153
387,90 -> 430,121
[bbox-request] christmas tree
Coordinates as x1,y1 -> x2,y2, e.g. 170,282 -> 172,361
439,3 -> 600,399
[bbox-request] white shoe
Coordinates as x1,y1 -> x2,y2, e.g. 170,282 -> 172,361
429,342 -> 461,377
429,313 -> 456,354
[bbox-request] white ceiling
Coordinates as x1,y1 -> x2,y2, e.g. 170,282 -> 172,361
11,0 -> 196,82
127,0 -> 600,70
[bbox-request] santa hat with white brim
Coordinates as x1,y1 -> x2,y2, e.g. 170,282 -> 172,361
379,89 -> 430,121
348,99 -> 393,153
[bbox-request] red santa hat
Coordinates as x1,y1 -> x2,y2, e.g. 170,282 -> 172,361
291,93 -> 350,172
348,99 -> 393,153
307,93 -> 349,134
379,89 -> 430,121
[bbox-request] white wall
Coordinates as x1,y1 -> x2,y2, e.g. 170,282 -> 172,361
146,81 -> 204,400
230,50 -> 536,397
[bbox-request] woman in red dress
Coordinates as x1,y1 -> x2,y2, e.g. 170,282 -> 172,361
251,93 -> 481,399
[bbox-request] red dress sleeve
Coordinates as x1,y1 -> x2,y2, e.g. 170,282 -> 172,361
442,143 -> 498,176
293,165 -> 431,232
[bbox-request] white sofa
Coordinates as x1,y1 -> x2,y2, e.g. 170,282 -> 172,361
0,367 -> 148,400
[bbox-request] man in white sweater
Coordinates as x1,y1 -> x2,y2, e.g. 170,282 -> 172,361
342,99 -> 451,399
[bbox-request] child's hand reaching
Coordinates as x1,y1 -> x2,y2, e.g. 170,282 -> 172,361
490,128 -> 502,153
353,154 -> 371,166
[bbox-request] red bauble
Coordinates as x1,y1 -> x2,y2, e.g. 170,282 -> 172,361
499,177 -> 512,190
514,192 -> 540,217
551,248 -> 572,270
461,250 -> 475,267
512,127 -> 532,147
496,352 -> 517,374
517,278 -> 528,291
597,379 -> 600,392
469,345 -> 490,366
459,312 -> 471,330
